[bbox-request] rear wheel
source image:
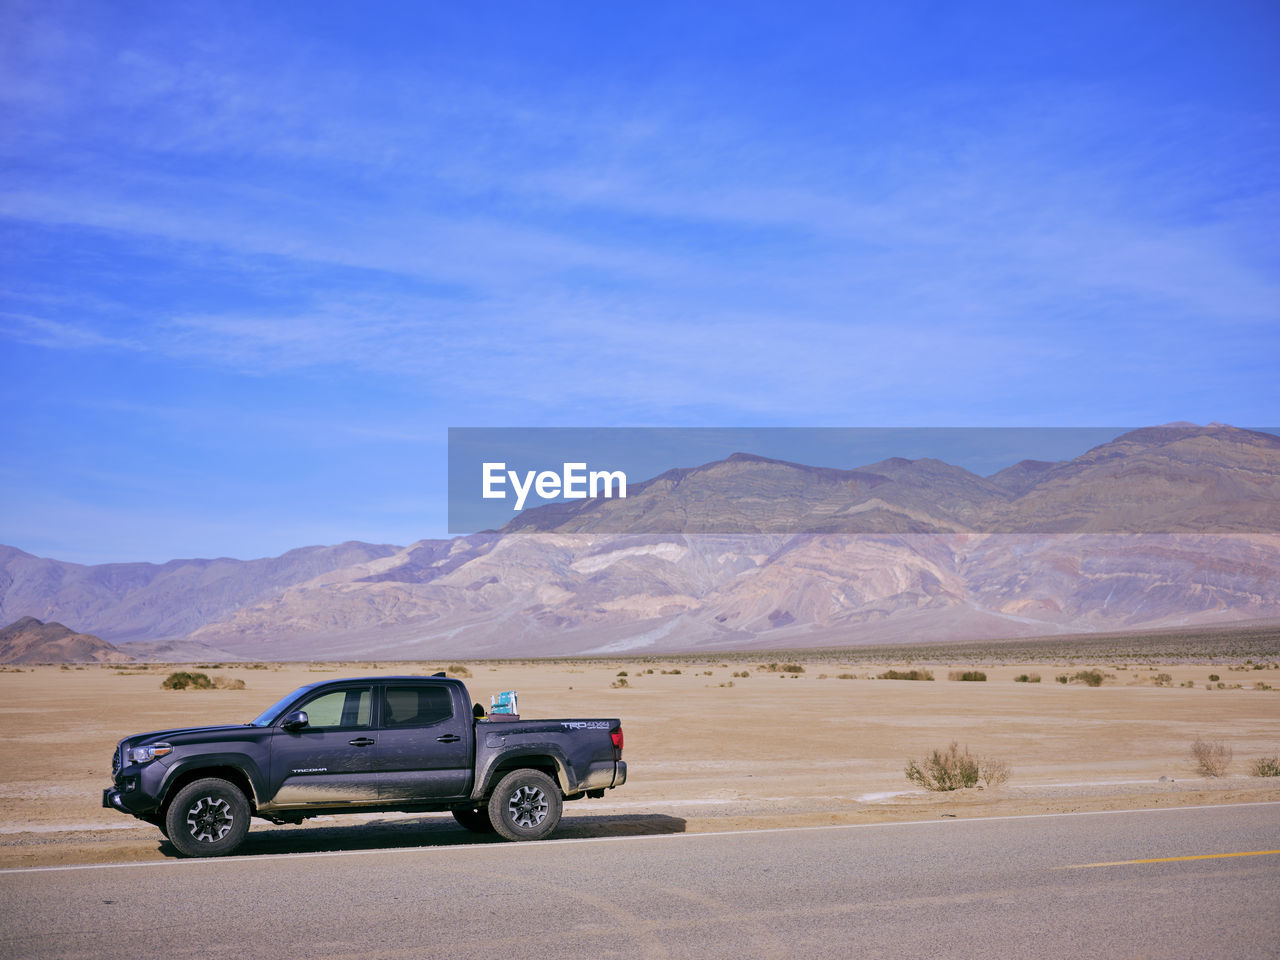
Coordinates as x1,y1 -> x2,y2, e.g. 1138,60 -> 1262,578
487,769 -> 562,842
164,778 -> 250,857
452,806 -> 496,833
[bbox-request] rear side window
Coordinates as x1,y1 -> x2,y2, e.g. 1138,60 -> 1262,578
383,685 -> 454,728
295,687 -> 372,729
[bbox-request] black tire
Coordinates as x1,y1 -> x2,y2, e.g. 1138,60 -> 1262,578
486,769 -> 562,842
452,806 -> 496,834
164,778 -> 251,857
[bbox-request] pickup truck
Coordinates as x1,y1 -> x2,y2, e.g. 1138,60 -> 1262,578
102,675 -> 626,857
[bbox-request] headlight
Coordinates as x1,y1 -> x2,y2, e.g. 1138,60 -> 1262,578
127,743 -> 172,764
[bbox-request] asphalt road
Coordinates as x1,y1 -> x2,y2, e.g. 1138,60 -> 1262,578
1,803 -> 1277,960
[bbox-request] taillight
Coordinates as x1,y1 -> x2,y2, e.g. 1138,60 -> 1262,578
611,727 -> 624,755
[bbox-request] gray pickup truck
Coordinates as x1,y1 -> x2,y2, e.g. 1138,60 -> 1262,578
103,675 -> 626,857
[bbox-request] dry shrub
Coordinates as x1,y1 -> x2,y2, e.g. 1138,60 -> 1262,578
948,670 -> 987,682
1014,673 -> 1041,683
162,671 -> 212,690
980,757 -> 1012,788
758,663 -> 805,673
213,675 -> 245,690
1249,756 -> 1280,777
446,664 -> 472,678
905,742 -> 980,791
879,669 -> 934,681
1191,737 -> 1233,777
906,742 -> 1012,791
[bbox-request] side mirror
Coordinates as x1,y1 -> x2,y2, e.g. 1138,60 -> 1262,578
281,710 -> 309,731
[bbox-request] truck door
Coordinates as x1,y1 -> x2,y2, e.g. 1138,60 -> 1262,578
376,682 -> 472,800
268,684 -> 380,805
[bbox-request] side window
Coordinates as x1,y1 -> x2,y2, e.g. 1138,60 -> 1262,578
383,685 -> 454,728
295,687 -> 372,729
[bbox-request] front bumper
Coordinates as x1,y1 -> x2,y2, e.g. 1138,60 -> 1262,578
102,774 -> 161,818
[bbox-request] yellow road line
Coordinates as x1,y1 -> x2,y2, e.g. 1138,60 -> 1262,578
1065,850 -> 1280,869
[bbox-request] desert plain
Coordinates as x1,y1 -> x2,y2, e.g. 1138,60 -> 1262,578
2,634 -> 1279,869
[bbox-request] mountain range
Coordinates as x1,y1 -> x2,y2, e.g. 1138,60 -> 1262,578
2,423 -> 1277,659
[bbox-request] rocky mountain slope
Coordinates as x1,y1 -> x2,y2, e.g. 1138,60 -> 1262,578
2,424 -> 1277,659
0,616 -> 132,663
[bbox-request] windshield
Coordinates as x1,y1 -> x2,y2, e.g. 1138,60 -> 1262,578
248,683 -> 317,727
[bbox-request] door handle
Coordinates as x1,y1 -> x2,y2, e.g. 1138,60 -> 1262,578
349,737 -> 376,747
436,734 -> 461,743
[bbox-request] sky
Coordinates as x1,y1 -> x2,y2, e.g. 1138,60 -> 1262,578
1,0 -> 1277,564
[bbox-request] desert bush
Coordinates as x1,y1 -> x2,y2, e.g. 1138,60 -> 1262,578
1070,670 -> 1105,687
446,664 -> 471,678
616,671 -> 628,677
1153,673 -> 1173,686
610,677 -> 629,688
1208,674 -> 1220,682
758,662 -> 805,673
905,742 -> 980,791
213,675 -> 245,690
1256,682 -> 1274,691
162,671 -> 213,690
836,673 -> 856,679
879,669 -> 934,681
1056,675 -> 1069,684
1013,673 -> 1041,683
1250,756 -> 1280,777
1190,737 -> 1233,777
948,670 -> 987,682
981,757 -> 1012,788
732,671 -> 750,678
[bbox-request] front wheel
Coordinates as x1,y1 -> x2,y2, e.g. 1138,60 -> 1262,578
164,778 -> 251,857
487,769 -> 562,842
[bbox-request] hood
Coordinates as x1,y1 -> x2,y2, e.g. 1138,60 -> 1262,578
120,724 -> 256,749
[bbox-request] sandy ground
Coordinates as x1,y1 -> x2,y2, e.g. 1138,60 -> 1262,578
1,656 -> 1278,868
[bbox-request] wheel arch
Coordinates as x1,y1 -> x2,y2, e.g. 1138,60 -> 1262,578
478,754 -> 568,800
159,763 -> 258,815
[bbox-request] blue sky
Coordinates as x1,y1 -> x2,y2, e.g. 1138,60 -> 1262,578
1,1 -> 1277,563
